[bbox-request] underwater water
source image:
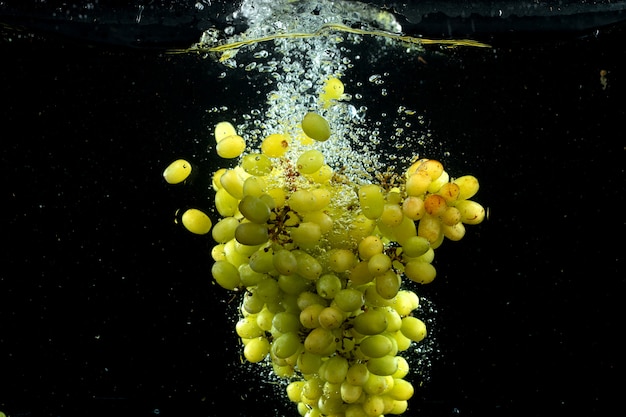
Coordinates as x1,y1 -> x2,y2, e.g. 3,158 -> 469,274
1,1 -> 624,416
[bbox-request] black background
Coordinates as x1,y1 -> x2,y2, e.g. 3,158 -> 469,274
1,12 -> 624,417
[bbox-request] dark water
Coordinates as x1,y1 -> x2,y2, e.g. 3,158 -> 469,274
1,15 -> 624,417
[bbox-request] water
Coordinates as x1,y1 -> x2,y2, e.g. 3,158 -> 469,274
1,1 -> 624,416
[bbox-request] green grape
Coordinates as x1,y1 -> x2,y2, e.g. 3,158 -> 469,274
238,263 -> 267,287
453,174 -> 480,200
364,284 -> 392,308
349,261 -> 375,285
323,355 -> 349,384
353,309 -> 388,335
334,288 -> 364,313
311,187 -> 332,210
242,291 -> 264,314
301,112 -> 331,141
318,306 -> 345,329
346,363 -> 370,386
277,274 -> 311,296
220,169 -> 244,199
340,382 -> 363,404
393,356 -> 410,379
404,260 -> 436,284
391,290 -> 419,316
248,247 -> 275,273
377,215 -> 417,247
236,316 -> 264,339
383,308 -> 403,332
211,260 -> 240,290
327,249 -> 356,273
214,188 -> 239,217
300,303 -> 325,329
235,222 -> 269,246
238,195 -> 271,224
304,327 -> 337,356
307,164 -> 333,184
380,203 -> 404,227
255,277 -> 282,303
242,176 -> 266,198
290,222 -> 322,245
359,334 -> 393,358
297,291 -> 328,311
272,332 -> 301,359
297,351 -> 323,375
389,399 -> 409,415
241,153 -> 273,176
302,211 -> 333,233
400,316 -> 427,342
302,377 -> 324,403
243,336 -> 270,363
363,374 -> 394,396
375,270 -> 401,300
388,378 -> 414,401
286,380 -> 305,402
358,184 -> 385,219
211,217 -> 239,243
297,149 -> 325,174
367,253 -> 391,276
273,249 -> 298,275
223,239 -> 249,267
455,199 -> 486,225
163,159 -> 192,184
288,190 -> 317,213
393,330 -> 412,352
362,394 -> 385,416
367,355 -> 398,376
316,274 -> 342,299
294,250 -> 322,280
256,307 -> 274,332
401,235 -> 430,258
272,311 -> 302,333
358,235 -> 383,261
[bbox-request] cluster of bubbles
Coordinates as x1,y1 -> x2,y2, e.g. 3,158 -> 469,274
163,1 -> 485,416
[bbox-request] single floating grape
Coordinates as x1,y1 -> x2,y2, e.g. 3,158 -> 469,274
163,159 -> 192,184
180,208 -> 212,235
301,112 -> 331,142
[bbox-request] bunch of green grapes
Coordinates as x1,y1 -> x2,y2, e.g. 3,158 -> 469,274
163,78 -> 484,416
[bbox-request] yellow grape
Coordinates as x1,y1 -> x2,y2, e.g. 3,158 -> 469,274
403,260 -> 436,284
455,200 -> 486,225
261,133 -> 289,157
216,134 -> 246,159
453,175 -> 480,199
214,121 -> 237,142
180,208 -> 212,235
163,159 -> 192,184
